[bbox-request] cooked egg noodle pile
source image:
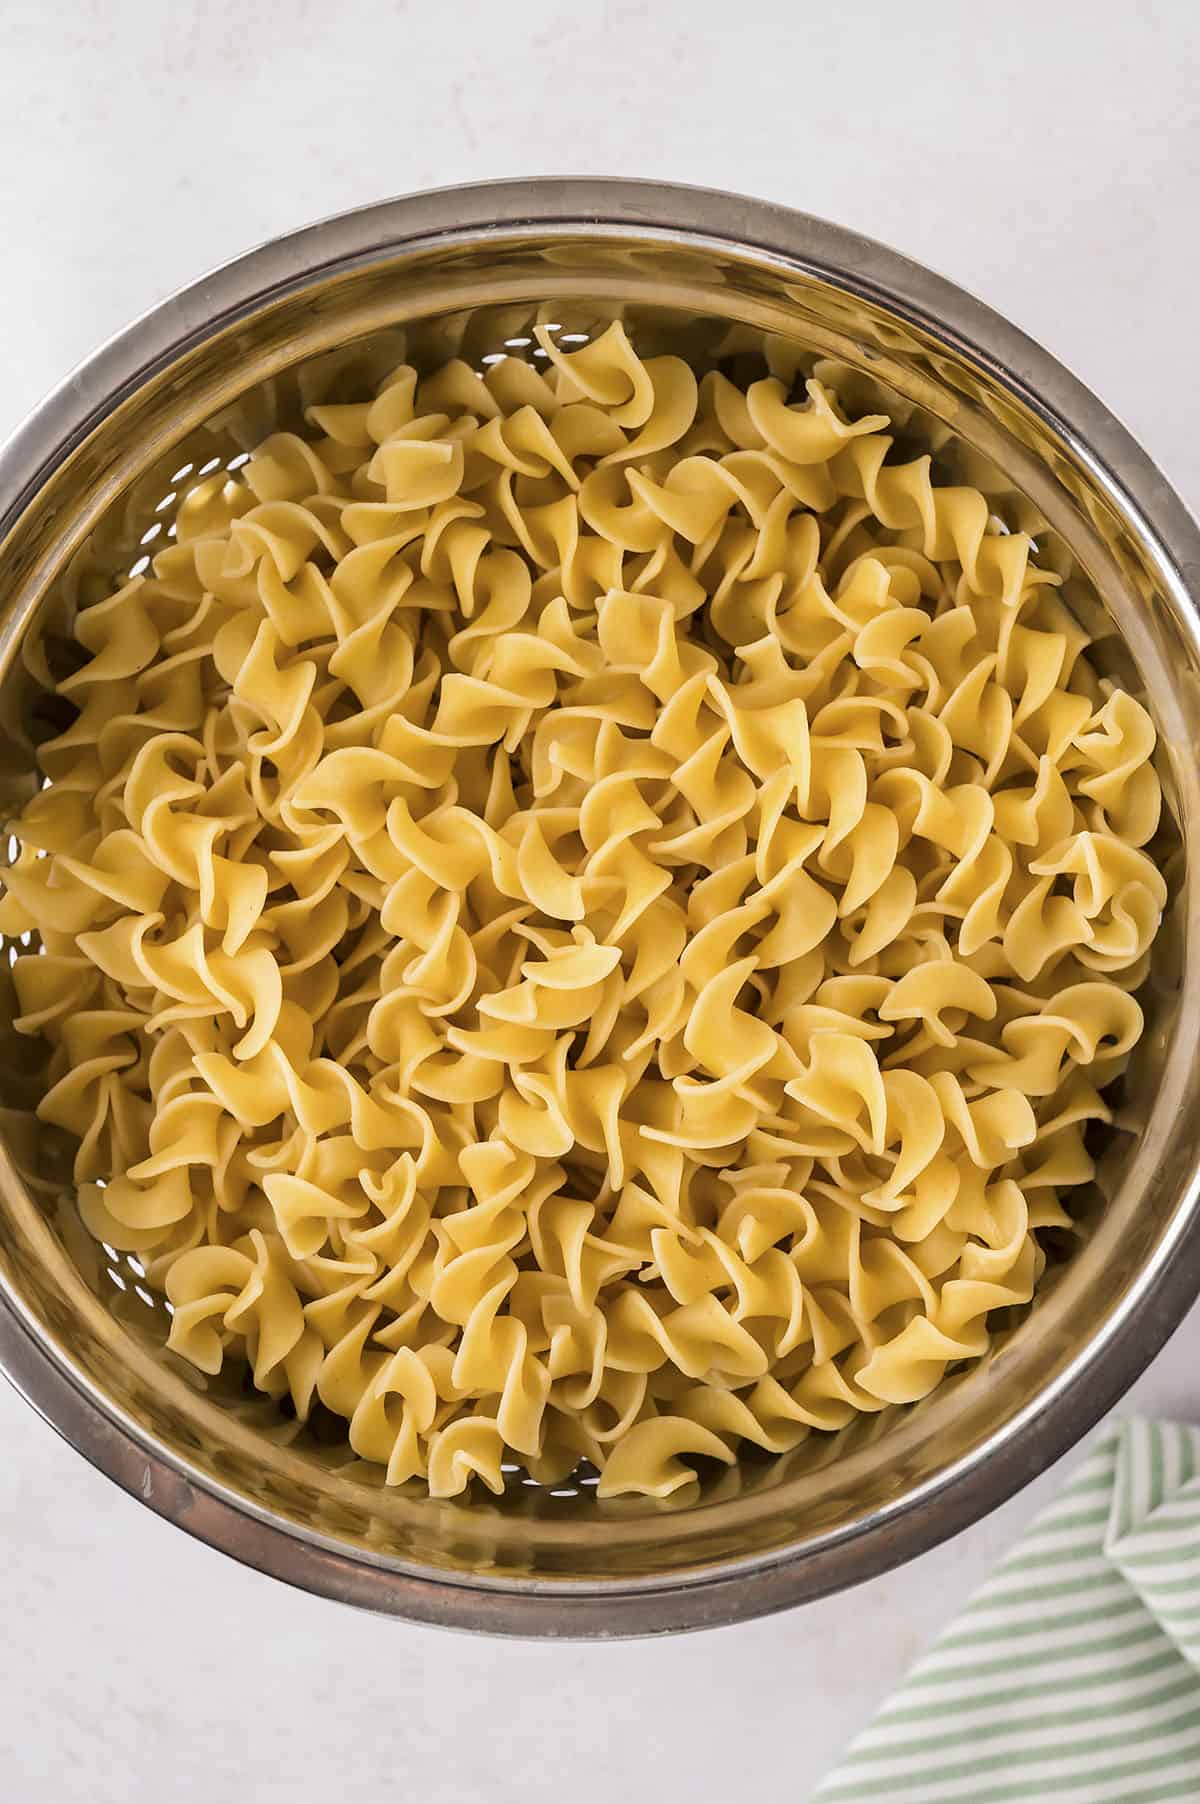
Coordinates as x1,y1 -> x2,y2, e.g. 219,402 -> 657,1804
0,320 -> 1164,1499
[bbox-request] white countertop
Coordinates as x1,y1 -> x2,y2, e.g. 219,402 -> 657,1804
2,2 -> 1199,1797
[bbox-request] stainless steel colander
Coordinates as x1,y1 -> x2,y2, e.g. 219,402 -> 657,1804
0,178 -> 1198,1636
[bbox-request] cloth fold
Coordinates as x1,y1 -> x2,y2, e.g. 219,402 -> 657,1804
815,1418 -> 1200,1803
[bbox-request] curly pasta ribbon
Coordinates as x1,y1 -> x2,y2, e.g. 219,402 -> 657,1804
0,321 -> 1165,1499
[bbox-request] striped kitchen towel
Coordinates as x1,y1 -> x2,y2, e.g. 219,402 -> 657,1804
815,1418 -> 1200,1803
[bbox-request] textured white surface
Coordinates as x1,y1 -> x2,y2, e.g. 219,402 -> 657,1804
1,1 -> 1199,1797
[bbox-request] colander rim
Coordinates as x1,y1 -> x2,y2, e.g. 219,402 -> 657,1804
2,176 -> 1199,1637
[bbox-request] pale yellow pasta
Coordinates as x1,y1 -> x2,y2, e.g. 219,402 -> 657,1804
0,320 -> 1166,1499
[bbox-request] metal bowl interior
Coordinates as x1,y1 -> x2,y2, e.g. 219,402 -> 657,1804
0,180 -> 1197,1636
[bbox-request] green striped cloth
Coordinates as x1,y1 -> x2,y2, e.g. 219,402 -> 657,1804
815,1418 -> 1200,1803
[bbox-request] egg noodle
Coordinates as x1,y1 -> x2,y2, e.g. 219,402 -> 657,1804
0,321 -> 1165,1498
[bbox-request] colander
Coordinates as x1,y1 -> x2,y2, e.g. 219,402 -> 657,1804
0,178 -> 1198,1638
